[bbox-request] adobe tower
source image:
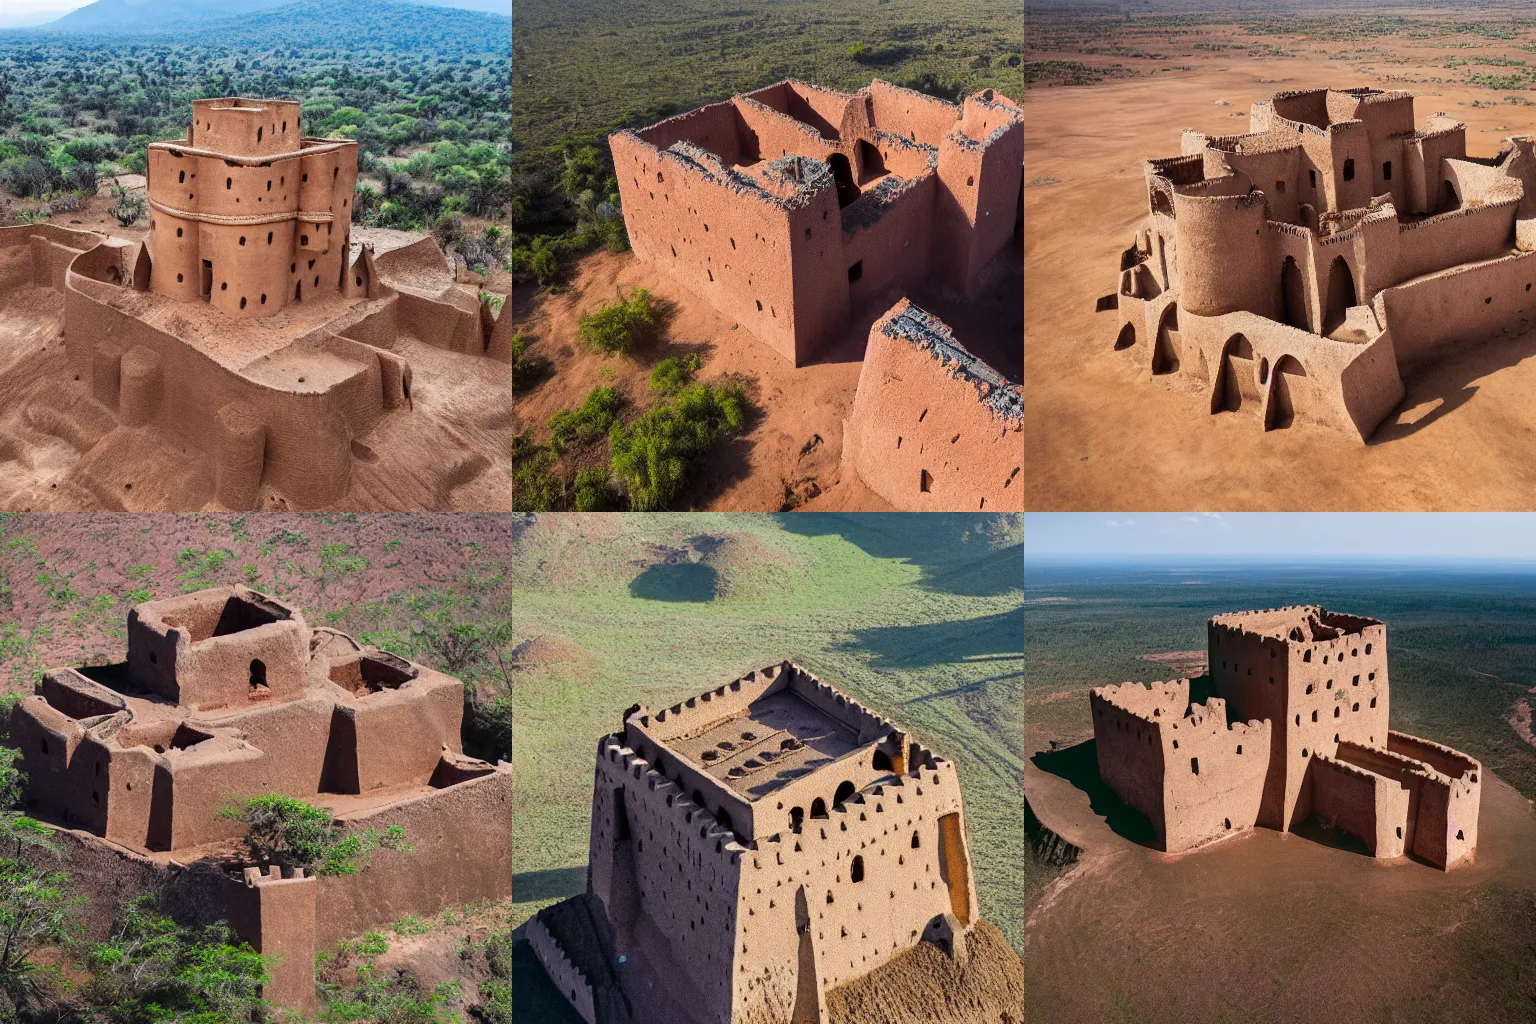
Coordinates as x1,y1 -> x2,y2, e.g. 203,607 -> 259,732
529,661 -> 992,1024
146,97 -> 359,319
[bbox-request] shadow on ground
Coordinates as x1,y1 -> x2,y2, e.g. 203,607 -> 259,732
845,606 -> 1023,669
513,935 -> 588,1024
628,561 -> 719,602
513,865 -> 587,904
772,512 -> 1021,597
1030,738 -> 1158,848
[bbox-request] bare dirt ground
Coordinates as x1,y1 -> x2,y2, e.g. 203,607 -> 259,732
1025,18 -> 1536,509
1025,745 -> 1536,1023
0,191 -> 511,512
512,238 -> 1020,511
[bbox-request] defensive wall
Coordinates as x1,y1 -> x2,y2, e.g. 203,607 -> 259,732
612,79 -> 1022,367
533,661 -> 983,1024
1109,86 -> 1536,441
8,586 -> 511,1011
1089,605 -> 1480,870
841,299 -> 1023,511
0,212 -> 508,510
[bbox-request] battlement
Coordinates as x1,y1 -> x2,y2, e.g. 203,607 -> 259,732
577,670 -> 981,1023
1211,605 -> 1383,646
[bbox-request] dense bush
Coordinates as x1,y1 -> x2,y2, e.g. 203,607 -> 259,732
578,289 -> 660,354
218,793 -> 412,876
512,433 -> 565,513
609,381 -> 748,511
649,353 -> 703,396
548,386 -> 627,453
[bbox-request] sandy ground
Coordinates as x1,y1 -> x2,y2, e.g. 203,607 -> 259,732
1025,27 -> 1536,509
0,192 -> 511,511
1025,746 -> 1536,1023
512,239 -> 1020,511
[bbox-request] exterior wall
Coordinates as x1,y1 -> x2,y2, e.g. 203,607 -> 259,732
1378,248 -> 1536,367
1090,681 -> 1180,845
841,174 -> 935,310
1386,732 -> 1481,868
1173,190 -> 1273,317
345,676 -> 463,790
527,914 -> 598,1024
1308,753 -> 1409,857
842,300 -> 1023,511
1160,698 -> 1269,852
315,765 -> 512,946
222,866 -> 318,1014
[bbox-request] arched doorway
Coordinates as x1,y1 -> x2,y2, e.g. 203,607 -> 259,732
1212,334 -> 1257,414
1153,303 -> 1181,375
1115,322 -> 1136,351
1323,256 -> 1356,336
1265,355 -> 1308,430
829,153 -> 858,208
1280,256 -> 1308,330
855,140 -> 886,183
1441,179 -> 1460,213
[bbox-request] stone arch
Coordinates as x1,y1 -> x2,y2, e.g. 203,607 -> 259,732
1115,322 -> 1137,351
1212,334 -> 1256,414
833,780 -> 855,807
1264,355 -> 1308,431
1280,255 -> 1309,330
1152,303 -> 1180,375
829,153 -> 858,208
1323,255 -> 1356,335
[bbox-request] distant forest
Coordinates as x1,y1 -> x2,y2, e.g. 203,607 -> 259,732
0,0 -> 513,275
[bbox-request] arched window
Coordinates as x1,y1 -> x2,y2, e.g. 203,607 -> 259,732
850,855 -> 864,883
249,659 -> 267,691
833,781 -> 855,807
790,806 -> 804,831
872,749 -> 893,772
811,798 -> 827,819
911,831 -> 921,849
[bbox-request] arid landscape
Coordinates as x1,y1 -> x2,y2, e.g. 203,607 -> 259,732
1025,7 -> 1536,509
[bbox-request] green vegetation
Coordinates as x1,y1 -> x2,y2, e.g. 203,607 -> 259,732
511,0 -> 1021,284
649,353 -> 703,396
511,514 -> 1022,1018
609,380 -> 747,511
577,289 -> 660,355
547,386 -> 627,453
0,1 -> 511,275
218,794 -> 413,877
511,334 -> 553,394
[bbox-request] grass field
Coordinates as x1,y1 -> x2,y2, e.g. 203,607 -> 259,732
1023,559 -> 1536,903
513,0 -> 1023,158
510,512 -> 1023,1020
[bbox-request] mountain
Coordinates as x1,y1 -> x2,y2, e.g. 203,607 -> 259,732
42,0 -> 292,30
37,0 -> 510,32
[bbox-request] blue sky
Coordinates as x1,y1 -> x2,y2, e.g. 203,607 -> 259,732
1025,513 -> 1536,560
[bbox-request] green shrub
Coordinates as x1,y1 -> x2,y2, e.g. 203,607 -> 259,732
218,794 -> 411,876
83,894 -> 269,1023
578,289 -> 659,354
548,386 -> 626,453
608,381 -> 747,510
512,433 -> 565,512
574,467 -> 620,511
649,353 -> 703,396
510,334 -> 552,394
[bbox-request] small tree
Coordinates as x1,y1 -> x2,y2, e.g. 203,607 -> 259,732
219,795 -> 411,877
108,182 -> 145,227
84,894 -> 269,1023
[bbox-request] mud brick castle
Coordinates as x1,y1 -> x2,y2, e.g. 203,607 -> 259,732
1111,87 -> 1536,440
528,662 -> 987,1024
1092,606 -> 1480,869
612,79 -> 1023,510
0,96 -> 511,510
10,586 -> 511,1011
